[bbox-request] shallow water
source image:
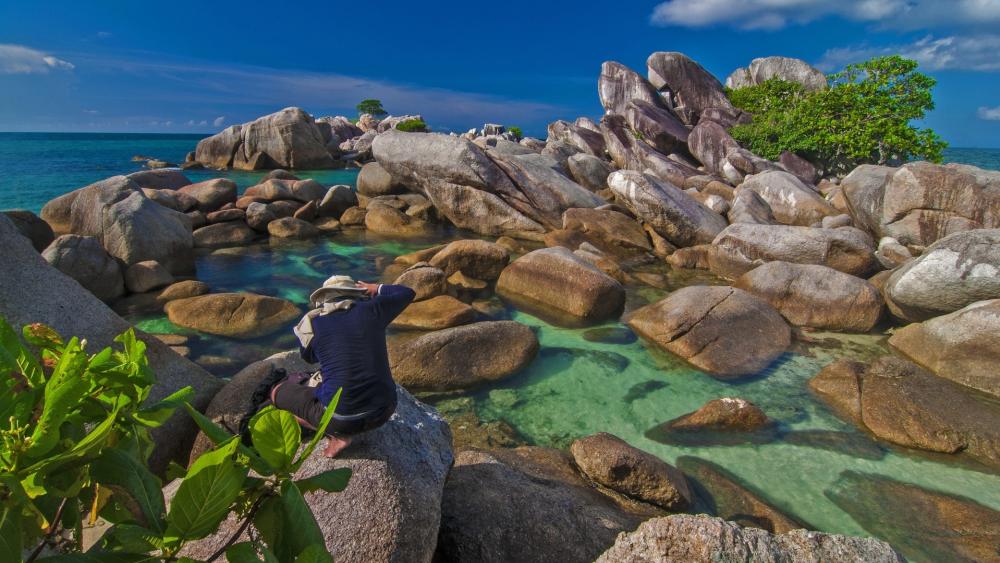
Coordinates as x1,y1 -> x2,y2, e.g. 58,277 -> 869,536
5,133 -> 1000,561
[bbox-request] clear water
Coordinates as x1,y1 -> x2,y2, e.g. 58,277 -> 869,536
3,133 -> 1000,561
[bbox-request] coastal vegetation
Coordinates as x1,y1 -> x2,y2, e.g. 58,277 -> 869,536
728,55 -> 946,175
394,118 -> 428,133
355,99 -> 387,118
0,318 -> 349,561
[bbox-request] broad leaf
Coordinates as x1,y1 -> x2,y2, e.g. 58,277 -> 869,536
295,468 -> 352,494
22,405 -> 120,476
25,337 -> 90,458
183,402 -> 272,476
226,542 -> 279,563
295,544 -> 333,563
0,505 -> 22,563
164,437 -> 246,542
132,386 -> 193,427
36,554 -> 158,563
105,523 -> 165,553
1,316 -> 44,385
91,449 -> 166,533
273,482 -> 326,561
250,406 -> 301,473
292,388 -> 341,472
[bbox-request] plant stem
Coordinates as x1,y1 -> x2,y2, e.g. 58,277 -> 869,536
25,497 -> 68,563
205,493 -> 269,562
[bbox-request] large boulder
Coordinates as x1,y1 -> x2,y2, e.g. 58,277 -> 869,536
727,189 -> 776,225
595,514 -> 904,563
388,321 -> 538,391
357,161 -> 402,196
244,178 -> 326,203
646,51 -> 735,123
65,176 -> 194,274
609,171 -> 727,247
439,447 -> 651,563
142,188 -> 199,213
0,214 -> 221,472
488,152 -> 606,229
840,164 -> 896,236
566,154 -> 614,192
625,100 -> 690,156
390,295 -> 476,331
3,209 -> 53,252
737,171 -> 837,226
164,292 -> 300,339
182,351 -> 453,563
827,470 -> 1000,563
268,216 -> 320,239
562,207 -> 652,255
687,120 -> 739,177
708,223 -> 877,280
177,178 -> 238,212
40,190 -> 80,234
194,107 -> 336,170
883,228 -> 1000,321
810,356 -> 1000,470
881,162 -> 1000,246
428,239 -> 510,280
734,261 -> 883,332
547,120 -> 607,157
570,433 -> 691,511
126,169 -> 191,190
496,247 -> 626,325
124,260 -> 174,294
192,221 -> 258,248
726,56 -> 828,91
42,234 -> 125,301
372,131 -> 544,237
318,184 -> 358,218
600,115 -> 701,187
889,299 -> 1000,400
394,264 -> 448,301
626,286 -> 791,378
598,61 -> 664,116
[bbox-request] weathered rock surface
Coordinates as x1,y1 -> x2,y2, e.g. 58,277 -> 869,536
126,169 -> 191,190
244,178 -> 326,203
609,171 -> 727,247
726,56 -> 828,91
182,351 -> 453,563
428,239 -> 510,280
195,107 -> 336,170
562,207 -> 652,255
0,214 -> 221,472
840,164 -> 896,236
268,216 -> 320,239
40,190 -> 80,234
164,292 -> 300,339
388,321 -> 538,391
357,161 -> 401,196
318,184 -> 358,218
570,433 -> 691,511
489,151 -> 606,229
810,355 -> 1000,469
372,131 -> 544,236
626,286 -> 791,378
599,61 -> 665,116
497,247 -> 626,325
625,99 -> 690,155
158,280 -> 209,302
738,171 -> 837,226
647,51 -> 735,123
708,224 -> 877,280
734,261 -> 883,332
42,234 -> 125,301
566,153 -> 614,192
192,221 -> 258,248
727,189 -> 776,225
883,228 -> 1000,321
547,120 -> 607,157
595,514 -> 904,563
439,447 -> 649,563
687,120 -> 740,177
390,295 -> 476,330
124,260 -> 174,293
142,188 -> 198,213
394,264 -> 448,301
177,178 -> 238,212
889,299 -> 1000,400
827,470 -> 1000,563
3,209 -> 54,251
667,398 -> 771,433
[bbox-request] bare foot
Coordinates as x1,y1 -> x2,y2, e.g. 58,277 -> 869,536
323,434 -> 353,458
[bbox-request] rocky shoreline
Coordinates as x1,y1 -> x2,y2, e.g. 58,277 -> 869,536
3,50 -> 1000,562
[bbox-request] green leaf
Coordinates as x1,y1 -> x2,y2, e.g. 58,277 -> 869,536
295,544 -> 333,563
164,437 -> 247,542
105,523 -> 165,552
0,505 -> 22,563
1,316 -> 44,385
292,388 -> 341,472
90,449 -> 166,533
226,542 -> 281,563
25,336 -> 91,458
250,406 -> 301,474
183,402 -> 273,477
295,468 -> 351,494
21,404 -> 120,476
275,482 -> 326,561
36,554 -> 159,563
133,386 -> 193,427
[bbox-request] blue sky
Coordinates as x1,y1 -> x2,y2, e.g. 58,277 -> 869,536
1,0 -> 998,147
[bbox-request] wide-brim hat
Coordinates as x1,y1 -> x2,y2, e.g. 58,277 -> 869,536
309,274 -> 367,306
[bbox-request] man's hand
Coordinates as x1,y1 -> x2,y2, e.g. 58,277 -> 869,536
355,281 -> 379,297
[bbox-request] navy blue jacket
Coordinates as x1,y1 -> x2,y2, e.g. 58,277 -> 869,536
300,284 -> 415,415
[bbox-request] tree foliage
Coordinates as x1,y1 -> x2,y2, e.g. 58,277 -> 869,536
727,55 -> 947,175
0,317 -> 349,562
506,126 -> 523,140
355,99 -> 387,118
394,118 -> 428,133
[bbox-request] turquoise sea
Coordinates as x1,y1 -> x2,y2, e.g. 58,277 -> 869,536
3,132 -> 1000,561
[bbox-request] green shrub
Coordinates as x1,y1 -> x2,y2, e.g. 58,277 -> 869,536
355,99 -> 387,118
507,126 -> 523,139
395,118 -> 428,133
727,55 -> 946,175
0,317 -> 349,562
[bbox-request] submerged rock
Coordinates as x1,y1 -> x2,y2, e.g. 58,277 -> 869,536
595,514 -> 903,563
570,432 -> 692,511
164,292 -> 300,339
496,247 -> 626,325
181,351 -> 453,563
388,321 -> 538,391
647,398 -> 777,447
626,286 -> 790,379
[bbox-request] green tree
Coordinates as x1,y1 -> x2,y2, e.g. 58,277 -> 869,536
0,317 -> 349,562
355,99 -> 387,118
394,118 -> 428,133
506,126 -> 523,139
727,55 -> 946,175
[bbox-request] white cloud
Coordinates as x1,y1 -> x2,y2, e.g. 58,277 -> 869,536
651,0 -> 1000,31
213,116 -> 225,127
978,106 -> 1000,120
0,44 -> 75,74
817,35 -> 1000,72
96,31 -> 112,39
